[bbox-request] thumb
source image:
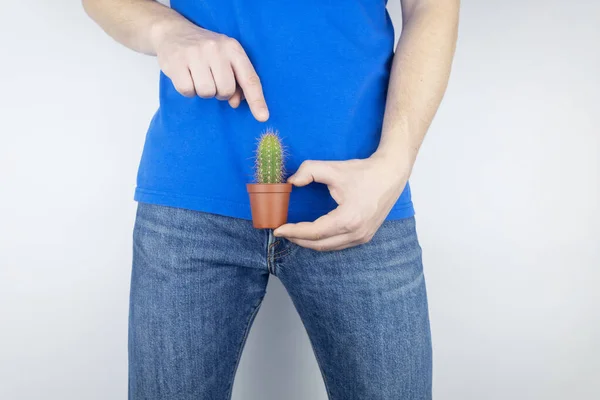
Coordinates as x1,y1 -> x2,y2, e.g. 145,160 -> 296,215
228,86 -> 244,109
288,160 -> 337,187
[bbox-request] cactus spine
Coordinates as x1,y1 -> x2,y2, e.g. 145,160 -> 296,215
256,130 -> 284,184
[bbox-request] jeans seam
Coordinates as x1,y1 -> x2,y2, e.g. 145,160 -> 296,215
225,297 -> 264,400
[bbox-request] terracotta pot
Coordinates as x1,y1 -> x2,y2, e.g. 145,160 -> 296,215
246,183 -> 292,229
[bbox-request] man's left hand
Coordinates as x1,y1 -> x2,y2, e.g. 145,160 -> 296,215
273,155 -> 409,251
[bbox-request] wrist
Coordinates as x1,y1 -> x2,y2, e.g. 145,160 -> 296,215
148,18 -> 172,54
370,149 -> 414,179
368,152 -> 413,196
149,16 -> 190,54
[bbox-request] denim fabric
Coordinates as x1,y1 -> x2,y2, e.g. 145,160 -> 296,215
129,203 -> 432,400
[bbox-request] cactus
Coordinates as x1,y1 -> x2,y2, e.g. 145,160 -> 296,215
255,129 -> 285,184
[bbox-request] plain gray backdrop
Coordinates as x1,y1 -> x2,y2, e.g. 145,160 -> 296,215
1,1 -> 598,399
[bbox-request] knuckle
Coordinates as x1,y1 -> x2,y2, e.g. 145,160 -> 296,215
300,160 -> 314,170
197,86 -> 216,98
249,98 -> 266,109
225,37 -> 243,52
217,85 -> 236,99
175,83 -> 195,97
245,74 -> 261,87
201,39 -> 219,53
217,91 -> 235,100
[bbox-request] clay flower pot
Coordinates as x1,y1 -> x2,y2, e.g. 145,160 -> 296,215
248,129 -> 291,229
247,183 -> 292,229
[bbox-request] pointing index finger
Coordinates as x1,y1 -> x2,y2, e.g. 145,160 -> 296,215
229,48 -> 269,122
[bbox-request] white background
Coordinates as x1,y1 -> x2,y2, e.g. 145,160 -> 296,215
1,1 -> 599,399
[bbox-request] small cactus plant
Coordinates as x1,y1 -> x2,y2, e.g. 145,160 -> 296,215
247,129 -> 292,228
255,129 -> 285,184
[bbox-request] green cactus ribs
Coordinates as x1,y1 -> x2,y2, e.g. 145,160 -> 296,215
255,129 -> 284,184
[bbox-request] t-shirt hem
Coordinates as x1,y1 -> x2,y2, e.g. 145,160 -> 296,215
134,187 -> 415,223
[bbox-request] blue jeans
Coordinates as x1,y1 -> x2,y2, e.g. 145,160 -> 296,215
129,203 -> 432,399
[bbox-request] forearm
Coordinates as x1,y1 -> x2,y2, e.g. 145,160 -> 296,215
374,1 -> 459,175
82,0 -> 192,55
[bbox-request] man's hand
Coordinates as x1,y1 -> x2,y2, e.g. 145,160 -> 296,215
276,0 -> 460,253
273,155 -> 409,251
151,20 -> 269,121
82,0 -> 269,121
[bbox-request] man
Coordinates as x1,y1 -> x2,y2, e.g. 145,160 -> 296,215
83,0 -> 459,398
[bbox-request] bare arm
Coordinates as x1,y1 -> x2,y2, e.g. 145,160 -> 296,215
82,0 -> 269,121
82,0 -> 185,55
275,0 -> 460,251
374,0 -> 460,174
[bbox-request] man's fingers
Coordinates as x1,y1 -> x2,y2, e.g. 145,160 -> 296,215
288,160 -> 339,187
287,235 -> 359,252
229,47 -> 269,122
168,36 -> 268,119
169,68 -> 197,98
210,59 -> 236,100
274,209 -> 346,240
189,64 -> 216,99
228,86 -> 244,108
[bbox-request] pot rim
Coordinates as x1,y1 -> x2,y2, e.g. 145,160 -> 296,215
246,183 -> 293,193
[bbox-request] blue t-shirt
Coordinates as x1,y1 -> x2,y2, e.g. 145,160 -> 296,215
134,0 -> 414,223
